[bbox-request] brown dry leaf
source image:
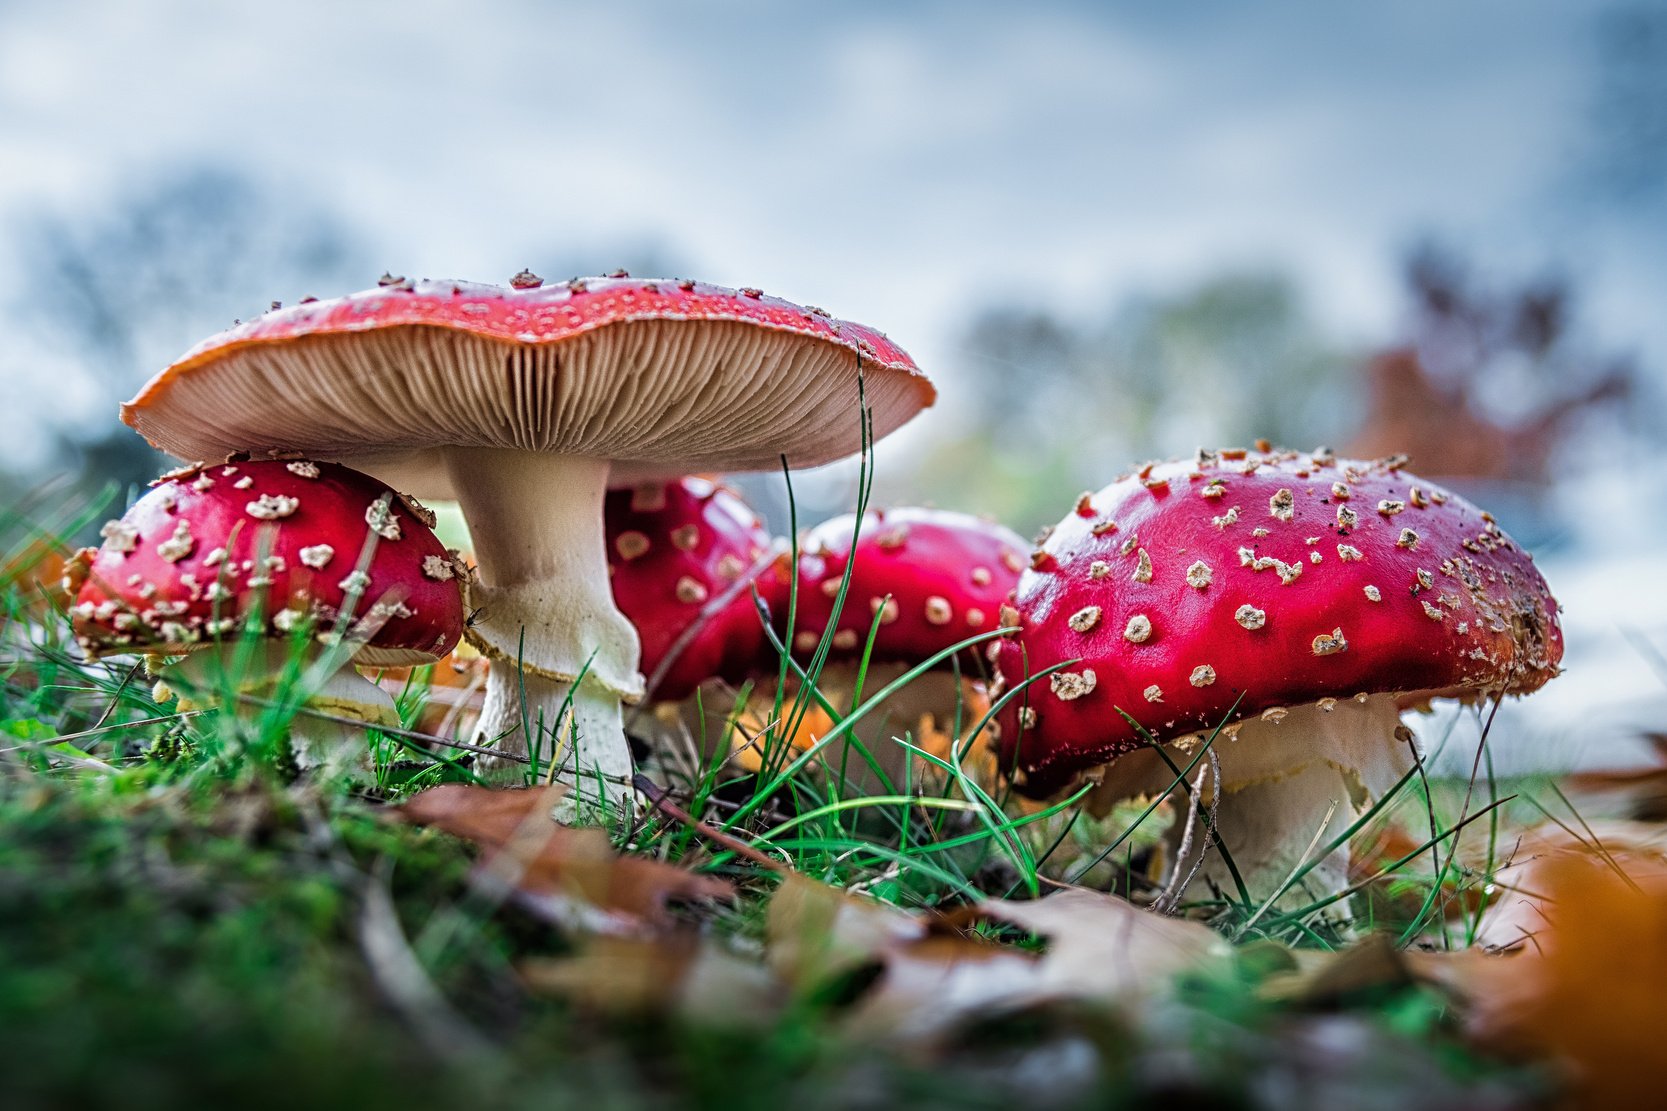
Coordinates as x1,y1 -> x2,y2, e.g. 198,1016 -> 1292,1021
843,934 -> 1040,1046
397,784 -> 732,931
766,872 -> 925,989
978,889 -> 1233,1003
1437,829 -> 1667,1110
1258,932 -> 1417,1007
522,935 -> 782,1026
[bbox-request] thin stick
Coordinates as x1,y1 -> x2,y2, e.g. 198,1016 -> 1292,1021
632,773 -> 786,873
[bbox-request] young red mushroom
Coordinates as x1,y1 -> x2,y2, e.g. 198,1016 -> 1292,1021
119,275 -> 933,815
993,447 -> 1563,908
758,507 -> 1029,786
605,476 -> 776,703
66,459 -> 466,775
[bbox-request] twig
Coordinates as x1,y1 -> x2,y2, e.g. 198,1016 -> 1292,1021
633,773 -> 787,872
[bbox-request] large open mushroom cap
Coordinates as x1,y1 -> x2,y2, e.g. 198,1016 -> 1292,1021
994,447 -> 1564,795
120,277 -> 935,495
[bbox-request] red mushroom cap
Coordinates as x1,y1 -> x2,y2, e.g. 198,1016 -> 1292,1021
68,459 -> 466,665
994,448 -> 1564,794
788,507 -> 1029,666
605,477 -> 774,702
119,276 -> 935,492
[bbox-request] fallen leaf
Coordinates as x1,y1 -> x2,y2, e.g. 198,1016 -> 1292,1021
1440,829 -> 1667,1110
397,784 -> 732,931
843,934 -> 1040,1046
522,935 -> 782,1026
766,872 -> 924,989
978,889 -> 1233,1004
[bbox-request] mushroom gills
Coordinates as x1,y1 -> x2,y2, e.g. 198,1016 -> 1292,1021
1086,693 -> 1417,911
159,640 -> 397,779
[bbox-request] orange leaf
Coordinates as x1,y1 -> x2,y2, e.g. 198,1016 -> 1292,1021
398,784 -> 731,929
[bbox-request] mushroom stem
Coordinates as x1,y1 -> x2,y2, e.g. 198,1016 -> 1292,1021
444,448 -> 643,814
164,640 -> 396,778
1091,694 -> 1416,911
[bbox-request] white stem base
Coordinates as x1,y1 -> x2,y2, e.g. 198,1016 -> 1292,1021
1087,694 -> 1418,911
166,641 -> 396,780
474,660 -> 635,818
443,448 -> 644,823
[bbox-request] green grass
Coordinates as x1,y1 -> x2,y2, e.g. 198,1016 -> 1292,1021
0,450 -> 1561,1108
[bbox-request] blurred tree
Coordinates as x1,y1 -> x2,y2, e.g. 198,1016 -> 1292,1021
912,273 -> 1350,532
6,168 -> 371,501
1346,242 -> 1637,489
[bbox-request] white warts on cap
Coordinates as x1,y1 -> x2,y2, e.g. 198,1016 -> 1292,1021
1068,605 -> 1101,633
1185,560 -> 1212,589
157,520 -> 195,563
615,531 -> 650,560
1337,544 -> 1363,562
924,596 -> 953,625
286,461 -> 320,479
1422,600 -> 1445,621
1144,684 -> 1163,703
1189,665 -> 1216,687
1050,669 -> 1097,701
670,524 -> 700,551
1311,628 -> 1348,655
300,544 -> 335,570
365,497 -> 402,541
421,554 -> 454,580
1211,506 -> 1239,529
1124,614 -> 1153,643
246,494 -> 300,520
1337,505 -> 1359,530
339,569 -> 372,594
1235,604 -> 1266,630
1378,500 -> 1406,517
1269,488 -> 1295,522
1089,560 -> 1111,580
100,520 -> 139,553
1397,528 -> 1420,549
1133,548 -> 1153,583
1364,585 -> 1382,602
676,576 -> 709,605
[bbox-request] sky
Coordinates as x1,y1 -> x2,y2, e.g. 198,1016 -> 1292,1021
1,0 -> 1663,771
2,0 -> 1661,451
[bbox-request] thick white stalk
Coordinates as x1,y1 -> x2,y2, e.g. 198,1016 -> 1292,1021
1089,694 -> 1417,911
166,640 -> 396,779
444,448 -> 643,816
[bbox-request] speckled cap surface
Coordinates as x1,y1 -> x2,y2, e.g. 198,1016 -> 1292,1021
994,447 -> 1563,794
121,276 -> 935,497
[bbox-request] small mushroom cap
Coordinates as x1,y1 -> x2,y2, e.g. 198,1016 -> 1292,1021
605,477 -> 774,702
69,460 -> 466,665
995,448 -> 1564,795
120,277 -> 935,497
786,507 -> 1029,666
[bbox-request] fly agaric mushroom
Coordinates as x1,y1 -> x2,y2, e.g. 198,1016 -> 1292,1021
605,476 -> 776,703
65,459 -> 466,774
993,447 -> 1562,907
754,507 -> 1027,786
120,276 -> 933,814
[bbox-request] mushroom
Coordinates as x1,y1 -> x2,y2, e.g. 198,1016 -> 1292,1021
119,276 -> 933,814
992,447 -> 1563,909
65,459 -> 466,775
604,476 -> 777,703
756,507 -> 1029,787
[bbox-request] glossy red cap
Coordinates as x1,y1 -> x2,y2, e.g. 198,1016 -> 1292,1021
119,276 -> 935,493
787,507 -> 1029,666
68,459 -> 467,665
994,449 -> 1564,794
605,477 -> 774,701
